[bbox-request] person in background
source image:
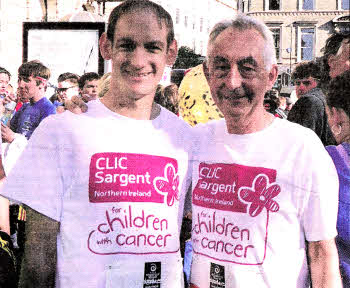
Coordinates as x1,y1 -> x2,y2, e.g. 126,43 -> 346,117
323,33 -> 350,81
325,70 -> 350,288
0,67 -> 11,98
287,61 -> 336,146
55,72 -> 80,113
97,72 -> 111,98
154,83 -> 179,115
1,60 -> 55,143
285,96 -> 293,116
78,72 -> 99,102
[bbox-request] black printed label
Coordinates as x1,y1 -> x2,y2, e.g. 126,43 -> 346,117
144,262 -> 161,288
210,263 -> 225,288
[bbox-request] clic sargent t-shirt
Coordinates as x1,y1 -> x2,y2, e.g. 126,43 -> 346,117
190,118 -> 339,288
2,99 -> 193,288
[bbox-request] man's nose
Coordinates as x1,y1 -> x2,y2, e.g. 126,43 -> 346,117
225,67 -> 243,89
129,47 -> 148,69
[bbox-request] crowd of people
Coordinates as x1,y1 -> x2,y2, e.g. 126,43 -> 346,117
0,0 -> 349,287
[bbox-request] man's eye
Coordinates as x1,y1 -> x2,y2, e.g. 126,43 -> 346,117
239,65 -> 256,77
145,45 -> 162,52
118,43 -> 135,51
215,65 -> 230,71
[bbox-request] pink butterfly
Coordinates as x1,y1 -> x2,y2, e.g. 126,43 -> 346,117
154,164 -> 180,206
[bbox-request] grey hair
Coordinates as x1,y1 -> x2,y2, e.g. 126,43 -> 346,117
208,14 -> 277,70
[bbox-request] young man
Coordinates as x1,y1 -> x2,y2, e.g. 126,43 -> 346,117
54,72 -> 80,112
190,15 -> 341,288
287,61 -> 335,146
0,1 -> 192,287
1,61 -> 55,142
78,72 -> 99,102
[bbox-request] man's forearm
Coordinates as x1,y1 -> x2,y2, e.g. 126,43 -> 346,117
19,206 -> 59,288
308,238 -> 342,288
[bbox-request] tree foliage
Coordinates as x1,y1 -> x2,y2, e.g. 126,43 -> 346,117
173,46 -> 204,69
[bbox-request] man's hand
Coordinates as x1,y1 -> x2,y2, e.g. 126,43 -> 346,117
63,96 -> 88,114
1,123 -> 15,143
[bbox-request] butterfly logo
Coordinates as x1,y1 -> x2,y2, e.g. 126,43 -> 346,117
153,163 -> 179,206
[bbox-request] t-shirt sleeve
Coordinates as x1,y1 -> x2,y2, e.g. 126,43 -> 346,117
0,117 -> 63,222
301,134 -> 339,242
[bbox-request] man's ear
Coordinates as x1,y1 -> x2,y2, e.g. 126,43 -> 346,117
202,60 -> 210,82
267,64 -> 279,89
166,39 -> 178,66
99,33 -> 112,60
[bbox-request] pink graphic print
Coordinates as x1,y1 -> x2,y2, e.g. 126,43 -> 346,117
89,153 -> 178,204
153,164 -> 179,206
238,174 -> 280,217
192,163 -> 280,265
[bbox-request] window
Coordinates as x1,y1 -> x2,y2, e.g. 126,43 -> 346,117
301,0 -> 314,10
239,0 -> 251,12
342,0 -> 350,9
176,9 -> 180,24
266,0 -> 280,10
200,17 -> 203,32
270,28 -> 281,60
184,16 -> 188,28
300,28 -> 314,61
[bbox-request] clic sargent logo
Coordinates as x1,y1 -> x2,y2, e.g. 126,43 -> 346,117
89,152 -> 179,205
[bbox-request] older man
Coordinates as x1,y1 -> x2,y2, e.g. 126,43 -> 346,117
190,15 -> 341,288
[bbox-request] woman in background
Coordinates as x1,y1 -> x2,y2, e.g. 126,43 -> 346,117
326,70 -> 350,287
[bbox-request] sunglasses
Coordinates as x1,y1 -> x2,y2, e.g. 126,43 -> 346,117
57,86 -> 77,93
294,80 -> 313,86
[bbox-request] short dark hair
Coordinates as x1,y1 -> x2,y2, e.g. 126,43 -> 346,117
327,70 -> 350,119
106,0 -> 174,49
78,72 -> 99,89
18,60 -> 50,85
57,72 -> 80,85
292,61 -> 321,82
0,66 -> 11,80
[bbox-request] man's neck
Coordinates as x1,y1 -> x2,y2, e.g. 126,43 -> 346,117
101,90 -> 160,120
225,109 -> 275,135
31,93 -> 44,103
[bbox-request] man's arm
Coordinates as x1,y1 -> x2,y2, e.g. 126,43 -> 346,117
308,238 -> 342,288
19,206 -> 59,288
0,196 -> 9,235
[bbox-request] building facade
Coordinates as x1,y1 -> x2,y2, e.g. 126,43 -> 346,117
238,0 -> 350,87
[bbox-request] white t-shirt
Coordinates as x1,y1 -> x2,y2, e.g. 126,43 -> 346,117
1,99 -> 193,288
190,118 -> 338,288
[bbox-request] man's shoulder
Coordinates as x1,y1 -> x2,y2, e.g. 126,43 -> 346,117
302,88 -> 326,105
159,106 -> 192,132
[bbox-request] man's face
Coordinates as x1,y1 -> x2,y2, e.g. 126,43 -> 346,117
57,80 -> 79,102
81,79 -> 99,102
207,27 -> 277,120
17,75 -> 41,100
294,76 -> 318,98
102,9 -> 176,102
329,39 -> 350,79
0,73 -> 10,94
